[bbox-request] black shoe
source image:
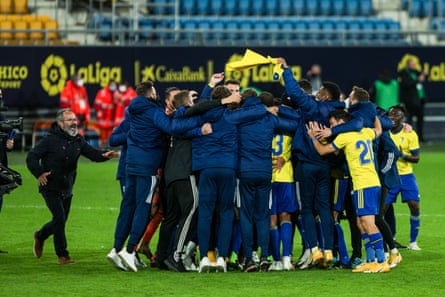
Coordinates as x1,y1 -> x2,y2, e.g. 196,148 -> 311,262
0,249 -> 8,253
164,255 -> 186,272
243,258 -> 257,272
259,257 -> 270,272
151,256 -> 169,270
394,240 -> 407,249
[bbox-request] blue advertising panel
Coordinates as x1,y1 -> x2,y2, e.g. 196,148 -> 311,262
1,46 -> 444,109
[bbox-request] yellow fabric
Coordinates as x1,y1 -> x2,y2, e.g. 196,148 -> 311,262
332,128 -> 381,191
272,134 -> 294,182
226,49 -> 283,80
389,129 -> 420,175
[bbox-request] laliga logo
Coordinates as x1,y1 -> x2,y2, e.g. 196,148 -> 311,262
40,54 -> 68,96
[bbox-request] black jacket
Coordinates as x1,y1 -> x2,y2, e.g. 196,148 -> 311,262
26,122 -> 108,193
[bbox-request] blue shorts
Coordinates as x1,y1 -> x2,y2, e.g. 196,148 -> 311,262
385,173 -> 420,204
332,177 -> 350,212
352,186 -> 381,217
270,182 -> 298,215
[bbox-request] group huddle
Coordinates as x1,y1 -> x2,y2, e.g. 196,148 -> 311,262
29,57 -> 421,274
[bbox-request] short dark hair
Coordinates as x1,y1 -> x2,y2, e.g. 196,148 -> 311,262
322,81 -> 341,100
259,91 -> 275,107
136,80 -> 154,96
165,86 -> 180,98
298,79 -> 312,94
211,86 -> 231,100
241,88 -> 258,100
225,79 -> 241,86
172,90 -> 190,109
328,109 -> 352,122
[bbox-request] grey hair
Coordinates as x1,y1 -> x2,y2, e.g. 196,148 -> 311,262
56,108 -> 73,121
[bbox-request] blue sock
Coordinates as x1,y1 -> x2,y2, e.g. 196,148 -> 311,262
335,222 -> 350,265
297,215 -> 309,249
280,221 -> 293,257
410,213 -> 420,243
270,227 -> 280,261
362,233 -> 374,263
315,216 -> 325,251
369,232 -> 385,263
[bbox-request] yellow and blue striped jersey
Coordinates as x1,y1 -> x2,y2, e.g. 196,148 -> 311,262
389,129 -> 420,175
332,128 -> 380,191
272,133 -> 294,183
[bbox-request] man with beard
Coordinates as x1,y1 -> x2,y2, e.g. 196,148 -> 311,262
27,108 -> 119,264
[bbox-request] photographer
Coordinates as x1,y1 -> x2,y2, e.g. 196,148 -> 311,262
0,88 -> 14,254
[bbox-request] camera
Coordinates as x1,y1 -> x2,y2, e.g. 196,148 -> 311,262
0,163 -> 22,195
0,117 -> 23,137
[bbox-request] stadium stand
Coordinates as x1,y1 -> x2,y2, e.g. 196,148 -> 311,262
1,0 -> 444,46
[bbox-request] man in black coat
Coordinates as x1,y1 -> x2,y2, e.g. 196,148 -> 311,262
27,108 -> 118,264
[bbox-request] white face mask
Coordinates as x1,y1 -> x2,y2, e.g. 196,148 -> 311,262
119,85 -> 127,93
77,79 -> 84,87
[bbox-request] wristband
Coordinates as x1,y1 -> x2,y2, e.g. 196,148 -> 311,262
401,154 -> 407,159
311,137 -> 318,142
208,83 -> 215,88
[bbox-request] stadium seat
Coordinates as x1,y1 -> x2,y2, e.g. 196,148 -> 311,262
0,20 -> 13,40
224,18 -> 239,41
306,20 -> 321,40
13,19 -> 28,40
279,18 -> 294,41
138,18 -> 154,40
387,21 -> 402,40
238,18 -> 253,41
238,0 -> 251,15
251,17 -> 266,41
180,17 -> 197,42
332,0 -> 345,15
374,19 -> 387,40
345,0 -> 359,15
359,0 -> 373,16
14,0 -> 28,14
265,0 -> 278,16
360,18 -> 374,40
0,0 -> 13,14
293,0 -> 304,15
319,0 -> 332,15
29,20 -> 43,41
181,0 -> 195,15
157,18 -> 175,41
196,17 -> 211,40
224,0 -> 237,15
346,18 -> 360,40
438,19 -> 445,40
305,0 -> 318,15
44,19 -> 59,40
210,0 -> 223,15
211,17 -> 225,41
196,0 -> 209,15
266,17 -> 280,40
409,0 -> 423,17
321,18 -> 335,39
333,17 -> 347,40
279,0 -> 293,16
251,0 -> 264,15
294,18 -> 307,40
97,17 -> 113,41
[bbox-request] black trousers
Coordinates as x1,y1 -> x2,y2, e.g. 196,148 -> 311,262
38,190 -> 72,258
156,176 -> 198,262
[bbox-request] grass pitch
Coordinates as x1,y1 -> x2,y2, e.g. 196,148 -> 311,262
0,143 -> 445,297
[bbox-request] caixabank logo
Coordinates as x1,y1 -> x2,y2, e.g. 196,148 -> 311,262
40,54 -> 68,96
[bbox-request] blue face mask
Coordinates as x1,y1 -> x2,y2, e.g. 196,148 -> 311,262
109,85 -> 116,92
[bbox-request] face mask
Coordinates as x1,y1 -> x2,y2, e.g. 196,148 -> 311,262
119,85 -> 127,93
109,85 -> 116,92
77,79 -> 84,87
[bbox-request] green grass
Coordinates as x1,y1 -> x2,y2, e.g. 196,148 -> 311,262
1,143 -> 445,297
